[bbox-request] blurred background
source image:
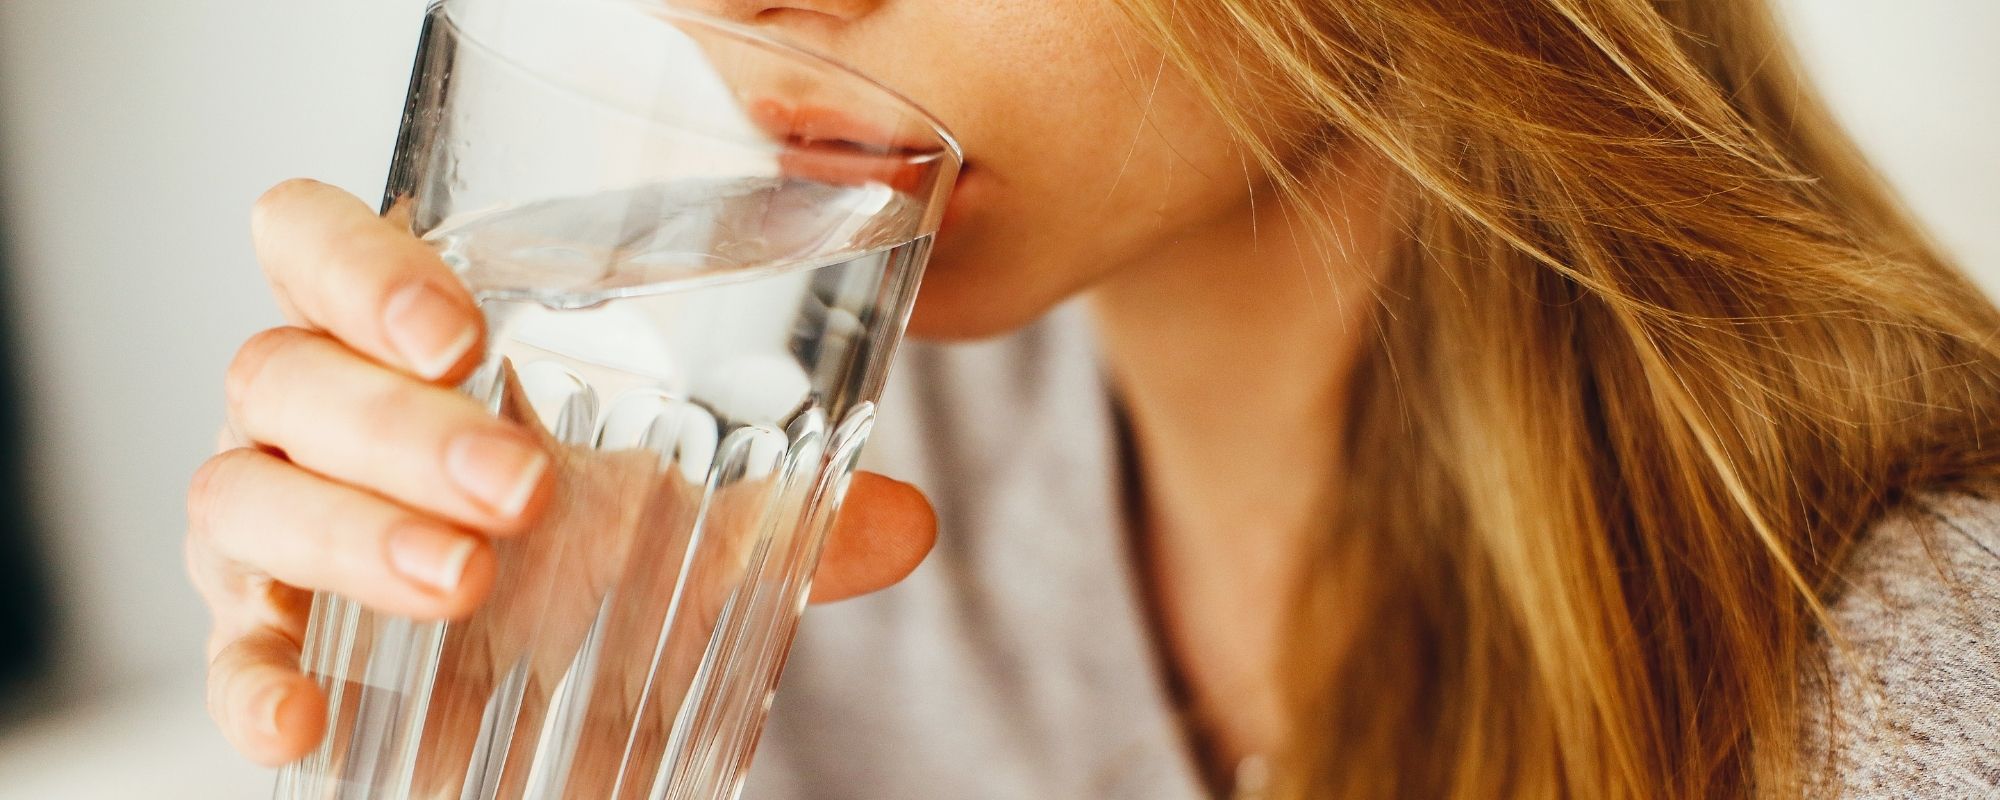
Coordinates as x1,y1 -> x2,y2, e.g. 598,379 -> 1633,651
0,1 -> 1993,796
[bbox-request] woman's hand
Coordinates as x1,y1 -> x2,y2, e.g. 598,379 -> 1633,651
185,179 -> 937,768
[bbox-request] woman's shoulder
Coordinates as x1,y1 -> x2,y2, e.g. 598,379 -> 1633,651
1834,490 -> 2000,626
1830,491 -> 2000,646
1808,490 -> 2000,796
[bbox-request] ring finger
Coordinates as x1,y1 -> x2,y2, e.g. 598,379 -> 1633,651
189,447 -> 496,621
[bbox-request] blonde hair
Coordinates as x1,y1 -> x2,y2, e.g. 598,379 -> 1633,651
1113,0 -> 2000,795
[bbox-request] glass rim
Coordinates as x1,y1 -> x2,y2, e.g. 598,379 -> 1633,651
437,0 -> 963,169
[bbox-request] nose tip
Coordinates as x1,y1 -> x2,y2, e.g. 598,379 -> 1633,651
686,0 -> 881,24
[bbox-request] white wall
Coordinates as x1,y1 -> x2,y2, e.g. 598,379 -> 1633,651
1778,0 -> 2000,291
0,0 -> 420,691
0,0 -> 1992,792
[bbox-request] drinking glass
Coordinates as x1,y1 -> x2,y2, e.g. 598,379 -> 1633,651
272,2 -> 959,798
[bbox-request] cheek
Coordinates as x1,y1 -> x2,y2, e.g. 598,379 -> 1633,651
857,2 -> 1257,338
908,112 -> 1254,338
908,141 -> 1252,339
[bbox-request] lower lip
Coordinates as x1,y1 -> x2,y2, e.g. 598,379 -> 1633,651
751,101 -> 942,160
750,101 -> 975,238
940,165 -> 976,236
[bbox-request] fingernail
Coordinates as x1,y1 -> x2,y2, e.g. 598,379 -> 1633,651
387,523 -> 478,593
446,430 -> 548,517
254,683 -> 291,739
384,282 -> 478,380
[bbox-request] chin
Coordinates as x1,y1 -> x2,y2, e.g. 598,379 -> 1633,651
901,216 -> 1093,341
900,259 -> 1058,341
903,285 -> 1039,341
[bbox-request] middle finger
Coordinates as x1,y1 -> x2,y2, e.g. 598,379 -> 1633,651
226,326 -> 549,532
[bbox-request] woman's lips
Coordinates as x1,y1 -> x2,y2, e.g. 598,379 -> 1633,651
745,99 -> 974,237
747,100 -> 953,192
746,100 -> 938,157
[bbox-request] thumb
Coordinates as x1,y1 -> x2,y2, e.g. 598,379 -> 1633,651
809,472 -> 937,602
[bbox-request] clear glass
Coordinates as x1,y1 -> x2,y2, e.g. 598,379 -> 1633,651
273,2 -> 959,798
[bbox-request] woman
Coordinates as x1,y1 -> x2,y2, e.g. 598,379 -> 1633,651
186,0 -> 2000,796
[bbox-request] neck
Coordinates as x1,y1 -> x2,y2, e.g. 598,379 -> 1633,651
1087,155 -> 1389,767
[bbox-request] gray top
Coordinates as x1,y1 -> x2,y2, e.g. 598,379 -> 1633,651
1805,491 -> 2000,796
746,306 -> 2000,799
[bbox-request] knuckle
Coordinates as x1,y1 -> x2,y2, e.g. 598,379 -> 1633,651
184,527 -> 218,593
189,450 -> 238,532
186,525 -> 256,616
187,448 -> 256,538
224,327 -> 310,423
205,629 -> 239,677
250,178 -> 323,237
204,633 -> 259,728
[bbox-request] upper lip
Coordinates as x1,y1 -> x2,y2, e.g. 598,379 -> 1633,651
747,100 -> 946,159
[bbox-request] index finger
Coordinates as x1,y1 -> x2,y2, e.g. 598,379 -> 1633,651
250,179 -> 482,382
